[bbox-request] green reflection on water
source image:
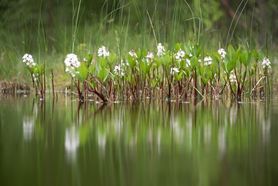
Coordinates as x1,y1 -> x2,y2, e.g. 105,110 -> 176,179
0,96 -> 275,186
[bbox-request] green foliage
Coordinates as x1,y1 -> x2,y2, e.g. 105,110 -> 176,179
60,42 -> 271,101
76,62 -> 88,82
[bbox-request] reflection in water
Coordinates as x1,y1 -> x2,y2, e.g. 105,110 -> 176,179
1,98 -> 275,186
262,118 -> 271,144
65,126 -> 80,161
22,117 -> 35,141
171,118 -> 184,144
218,126 -> 226,158
114,118 -> 123,136
229,104 -> 238,125
186,114 -> 193,151
204,125 -> 212,145
128,135 -> 137,150
97,131 -> 106,155
157,128 -> 161,153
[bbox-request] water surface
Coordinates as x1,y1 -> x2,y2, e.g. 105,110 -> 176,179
0,96 -> 277,186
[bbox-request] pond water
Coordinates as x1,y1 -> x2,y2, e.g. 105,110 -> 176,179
0,96 -> 277,186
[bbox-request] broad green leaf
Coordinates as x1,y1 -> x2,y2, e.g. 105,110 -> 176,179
77,63 -> 88,82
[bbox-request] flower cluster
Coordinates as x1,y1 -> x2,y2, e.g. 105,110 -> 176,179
170,67 -> 179,75
113,64 -> 125,77
129,50 -> 137,58
218,48 -> 226,59
98,46 -> 110,58
229,72 -> 237,83
22,53 -> 36,68
204,56 -> 213,66
261,58 -> 271,69
175,49 -> 185,62
64,53 -> 80,78
157,43 -> 165,57
146,52 -> 154,62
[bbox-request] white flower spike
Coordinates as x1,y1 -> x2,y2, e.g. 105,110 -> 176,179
98,46 -> 110,57
218,48 -> 226,59
146,52 -> 154,62
22,53 -> 36,68
204,56 -> 213,66
114,64 -> 125,77
229,73 -> 237,83
175,49 -> 185,62
64,53 -> 80,78
157,43 -> 165,57
262,58 -> 271,69
128,50 -> 137,58
170,67 -> 179,75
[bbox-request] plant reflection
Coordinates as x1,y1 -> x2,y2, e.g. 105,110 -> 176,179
22,117 -> 35,141
65,126 -> 80,162
21,98 -> 272,162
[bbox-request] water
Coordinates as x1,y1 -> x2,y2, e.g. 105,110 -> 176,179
0,96 -> 277,186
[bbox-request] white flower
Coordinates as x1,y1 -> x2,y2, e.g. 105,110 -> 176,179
64,53 -> 80,68
22,53 -> 36,67
121,59 -> 129,67
22,54 -> 33,63
204,56 -> 213,66
128,50 -> 137,58
146,51 -> 154,62
113,64 -> 125,77
218,48 -> 226,59
64,53 -> 80,78
262,57 -> 271,69
98,46 -> 110,57
170,67 -> 179,75
229,73 -> 237,83
157,43 -> 165,57
175,49 -> 185,62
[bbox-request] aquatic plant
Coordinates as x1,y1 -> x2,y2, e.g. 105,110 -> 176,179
20,44 -> 270,103
22,53 -> 45,99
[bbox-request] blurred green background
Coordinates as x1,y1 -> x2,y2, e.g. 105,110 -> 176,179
0,0 -> 277,81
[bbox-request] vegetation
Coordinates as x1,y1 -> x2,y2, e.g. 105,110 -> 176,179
0,0 -> 277,101
23,44 -> 271,102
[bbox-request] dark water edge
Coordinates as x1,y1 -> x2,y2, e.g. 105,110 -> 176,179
0,96 -> 278,186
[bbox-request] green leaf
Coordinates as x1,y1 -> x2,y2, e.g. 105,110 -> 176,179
87,81 -> 96,89
190,56 -> 199,69
226,59 -> 236,73
127,56 -> 137,67
76,63 -> 88,82
240,50 -> 250,66
161,54 -> 171,66
98,67 -> 109,82
84,54 -> 93,67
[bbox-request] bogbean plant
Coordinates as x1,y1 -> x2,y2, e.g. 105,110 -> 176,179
22,54 -> 45,99
22,44 -> 272,102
